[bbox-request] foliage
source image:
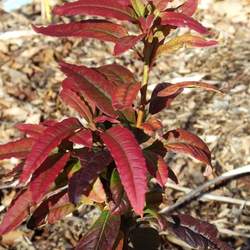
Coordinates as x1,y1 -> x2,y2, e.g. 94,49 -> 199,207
0,0 -> 232,249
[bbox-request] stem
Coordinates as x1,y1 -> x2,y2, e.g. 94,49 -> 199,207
136,64 -> 149,128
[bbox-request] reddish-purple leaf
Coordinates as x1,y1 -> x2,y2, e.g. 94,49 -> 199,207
0,189 -> 32,235
149,83 -> 183,114
20,118 -> 82,183
0,138 -> 35,160
94,115 -> 120,124
112,82 -> 141,110
156,33 -> 218,56
158,81 -> 222,97
97,64 -> 136,86
161,12 -> 209,34
153,0 -> 169,11
33,21 -> 128,43
178,0 -> 198,16
163,129 -> 212,175
68,150 -> 112,204
69,129 -> 93,148
53,0 -> 135,21
164,214 -> 233,250
29,153 -> 70,203
59,62 -> 117,117
15,123 -> 46,139
75,210 -> 121,250
139,15 -> 155,33
141,117 -> 163,136
101,126 -> 147,216
114,34 -> 145,56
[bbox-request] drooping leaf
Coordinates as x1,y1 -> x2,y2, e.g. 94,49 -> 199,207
33,21 -> 128,43
20,118 -> 82,183
131,0 -> 145,17
112,82 -> 141,110
60,85 -> 93,122
141,117 -> 163,136
29,153 -> 70,203
59,62 -> 117,117
68,150 -> 112,204
53,0 -> 135,21
15,123 -> 46,139
101,126 -> 147,215
0,138 -> 35,160
144,151 -> 168,187
161,12 -> 209,34
158,81 -> 222,97
156,33 -> 217,56
163,214 -> 233,250
114,34 -> 145,56
163,129 -> 212,175
178,0 -> 198,16
75,210 -> 121,250
149,83 -> 183,114
0,189 -> 32,235
97,63 -> 136,86
69,129 -> 93,148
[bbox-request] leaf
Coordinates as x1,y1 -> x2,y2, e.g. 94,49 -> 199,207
69,129 -> 93,148
60,84 -> 93,122
59,62 -> 117,117
33,21 -> 128,43
0,138 -> 34,160
0,189 -> 32,235
149,83 -> 183,114
97,63 -> 136,86
158,81 -> 222,97
53,0 -> 135,21
88,178 -> 107,204
29,153 -> 70,203
139,15 -> 155,33
131,0 -> 145,17
141,117 -> 163,136
75,210 -> 121,250
68,150 -> 112,204
156,33 -> 217,56
15,123 -> 46,139
153,0 -> 169,11
144,151 -> 168,187
114,34 -> 145,56
101,126 -> 147,215
163,129 -> 212,175
164,214 -> 233,250
112,82 -> 141,110
161,12 -> 209,34
20,118 -> 82,183
94,115 -> 120,124
178,0 -> 198,16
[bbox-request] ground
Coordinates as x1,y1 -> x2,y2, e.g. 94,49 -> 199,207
0,0 -> 249,249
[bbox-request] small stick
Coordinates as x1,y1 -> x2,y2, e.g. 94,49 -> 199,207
159,165 -> 250,215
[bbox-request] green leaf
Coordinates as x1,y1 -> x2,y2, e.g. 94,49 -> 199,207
131,0 -> 145,17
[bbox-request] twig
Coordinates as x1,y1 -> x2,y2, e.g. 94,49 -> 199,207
159,165 -> 250,215
165,182 -> 250,207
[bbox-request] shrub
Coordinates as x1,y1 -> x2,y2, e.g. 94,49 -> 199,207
0,0 -> 232,249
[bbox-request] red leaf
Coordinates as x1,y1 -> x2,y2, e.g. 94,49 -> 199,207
0,138 -> 35,160
0,189 -> 32,235
59,62 -> 117,117
101,126 -> 147,215
75,210 -> 121,250
161,12 -> 209,34
33,21 -> 128,43
114,34 -> 145,56
141,117 -> 163,136
164,214 -> 233,250
112,82 -> 141,110
53,0 -> 135,21
178,0 -> 198,16
139,15 -> 155,33
69,129 -> 93,148
15,123 -> 46,139
94,115 -> 120,124
29,153 -> 70,203
149,83 -> 183,114
97,63 -> 136,86
153,0 -> 169,10
158,81 -> 222,97
68,150 -> 112,204
20,118 -> 82,183
163,129 -> 212,175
